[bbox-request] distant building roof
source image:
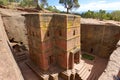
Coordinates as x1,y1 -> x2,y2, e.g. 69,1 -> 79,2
81,18 -> 120,26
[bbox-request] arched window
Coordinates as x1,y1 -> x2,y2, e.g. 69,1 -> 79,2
73,30 -> 75,35
47,31 -> 49,37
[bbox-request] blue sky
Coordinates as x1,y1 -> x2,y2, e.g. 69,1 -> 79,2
47,0 -> 120,12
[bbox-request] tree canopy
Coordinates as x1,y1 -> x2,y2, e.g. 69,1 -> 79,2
1,0 -> 120,22
80,10 -> 120,21
59,0 -> 80,13
0,0 -> 9,5
20,0 -> 35,7
111,11 -> 120,21
45,6 -> 60,12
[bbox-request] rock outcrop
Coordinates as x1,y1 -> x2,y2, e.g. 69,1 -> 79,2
0,8 -> 28,49
99,40 -> 120,80
0,14 -> 24,80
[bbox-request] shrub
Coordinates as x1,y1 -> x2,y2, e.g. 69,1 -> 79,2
82,54 -> 95,60
0,0 -> 8,5
19,0 -> 35,7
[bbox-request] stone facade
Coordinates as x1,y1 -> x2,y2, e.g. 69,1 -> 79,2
81,24 -> 120,58
25,13 -> 81,71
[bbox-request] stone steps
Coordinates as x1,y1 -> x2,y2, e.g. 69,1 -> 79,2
82,70 -> 91,80
75,62 -> 93,80
87,72 -> 93,80
81,69 -> 89,80
79,66 -> 89,80
82,64 -> 93,80
59,60 -> 92,80
75,65 -> 86,80
77,65 -> 86,75
80,67 -> 88,77
75,60 -> 85,71
15,53 -> 27,62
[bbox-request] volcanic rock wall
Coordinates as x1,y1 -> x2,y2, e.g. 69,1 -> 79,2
0,14 -> 24,80
81,24 -> 120,58
0,8 -> 28,49
99,40 -> 120,80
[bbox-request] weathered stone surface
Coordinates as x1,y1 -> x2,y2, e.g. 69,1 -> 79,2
0,14 -> 24,80
99,40 -> 120,80
81,24 -> 120,58
49,73 -> 58,80
59,71 -> 71,80
25,13 -> 81,71
0,8 -> 28,49
39,75 -> 49,80
117,40 -> 120,47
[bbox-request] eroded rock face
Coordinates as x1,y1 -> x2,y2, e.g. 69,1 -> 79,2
0,14 -> 24,80
3,16 -> 28,49
117,40 -> 120,47
81,24 -> 120,58
99,40 -> 120,80
0,8 -> 28,49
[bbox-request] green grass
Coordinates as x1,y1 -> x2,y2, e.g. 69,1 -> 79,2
82,54 -> 95,60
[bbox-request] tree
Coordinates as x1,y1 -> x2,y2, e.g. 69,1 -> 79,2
20,0 -> 35,7
19,0 -> 47,9
15,0 -> 21,2
81,10 -> 97,18
9,0 -> 15,2
59,0 -> 80,13
80,10 -> 120,21
111,10 -> 120,21
0,0 -> 8,5
98,9 -> 106,20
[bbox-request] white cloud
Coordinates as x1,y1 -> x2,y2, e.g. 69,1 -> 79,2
56,5 -> 66,11
55,1 -> 120,12
55,1 -> 120,13
76,1 -> 120,12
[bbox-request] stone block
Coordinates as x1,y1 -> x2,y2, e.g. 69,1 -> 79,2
49,73 -> 58,80
59,72 -> 70,80
75,73 -> 82,80
70,74 -> 75,80
39,74 -> 49,80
